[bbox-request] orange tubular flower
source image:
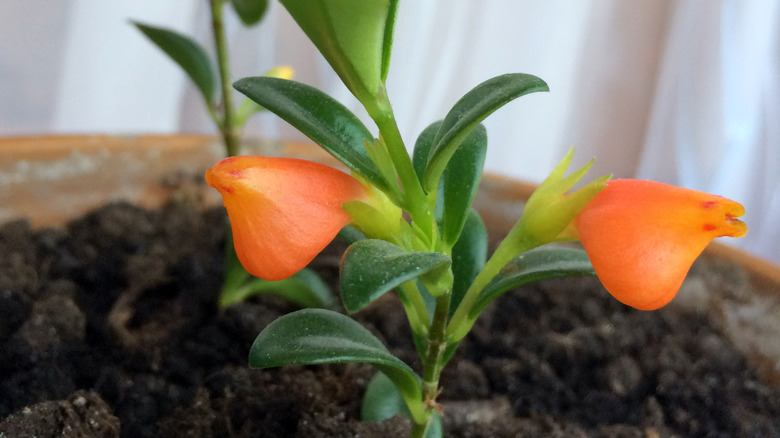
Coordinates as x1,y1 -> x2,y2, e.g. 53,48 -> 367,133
206,156 -> 369,281
573,179 -> 747,310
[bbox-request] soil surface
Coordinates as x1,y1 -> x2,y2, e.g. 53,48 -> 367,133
1,198 -> 779,437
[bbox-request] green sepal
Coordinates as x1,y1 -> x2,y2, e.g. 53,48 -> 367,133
278,0 -> 397,105
423,73 -> 548,192
342,200 -> 399,243
448,210 -> 488,319
219,268 -> 337,309
362,372 -> 442,437
469,246 -> 595,319
230,0 -> 269,26
340,240 -> 451,313
233,77 -> 389,192
440,125 -> 487,246
505,148 -> 610,250
249,308 -> 425,423
133,22 -> 216,104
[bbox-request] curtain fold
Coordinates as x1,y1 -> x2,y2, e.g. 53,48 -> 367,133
638,0 -> 780,262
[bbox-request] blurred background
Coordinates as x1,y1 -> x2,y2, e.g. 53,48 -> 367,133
1,0 -> 778,264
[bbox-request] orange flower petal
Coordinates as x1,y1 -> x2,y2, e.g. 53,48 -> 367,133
574,179 -> 746,310
206,156 -> 368,281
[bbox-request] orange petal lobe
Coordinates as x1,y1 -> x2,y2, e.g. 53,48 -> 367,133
206,156 -> 368,281
574,179 -> 746,310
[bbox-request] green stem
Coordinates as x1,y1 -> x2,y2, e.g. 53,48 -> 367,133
210,0 -> 240,157
413,292 -> 451,436
368,90 -> 435,244
447,232 -> 538,342
410,420 -> 430,438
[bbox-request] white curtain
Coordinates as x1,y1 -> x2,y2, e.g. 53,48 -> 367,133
1,0 -> 777,264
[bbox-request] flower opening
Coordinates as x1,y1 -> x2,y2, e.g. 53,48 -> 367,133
206,156 -> 369,281
574,179 -> 747,310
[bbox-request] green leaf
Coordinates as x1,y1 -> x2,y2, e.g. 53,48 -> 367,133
133,22 -> 216,103
233,77 -> 388,191
250,308 -> 425,423
362,372 -> 442,437
337,225 -> 367,245
440,125 -> 487,246
381,0 -> 400,83
362,371 -> 410,422
412,121 -> 443,182
230,0 -> 269,26
219,268 -> 337,309
469,246 -> 595,319
423,73 -> 548,191
278,0 -> 397,104
341,240 -> 451,313
449,210 -> 488,318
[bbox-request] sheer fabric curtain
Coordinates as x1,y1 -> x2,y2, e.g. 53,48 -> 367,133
1,0 -> 777,264
637,1 -> 780,264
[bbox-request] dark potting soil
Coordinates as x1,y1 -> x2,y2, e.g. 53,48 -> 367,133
0,199 -> 778,437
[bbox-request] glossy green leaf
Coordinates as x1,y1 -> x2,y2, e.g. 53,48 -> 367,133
133,22 -> 216,103
219,268 -> 337,309
250,308 -> 425,423
362,372 -> 442,437
233,77 -> 388,191
470,246 -> 595,319
449,210 -> 488,318
231,0 -> 269,26
412,121 -> 443,182
341,240 -> 451,313
278,0 -> 397,104
440,125 -> 487,246
423,73 -> 548,191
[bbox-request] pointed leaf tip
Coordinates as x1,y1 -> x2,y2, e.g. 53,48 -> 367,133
133,21 -> 216,103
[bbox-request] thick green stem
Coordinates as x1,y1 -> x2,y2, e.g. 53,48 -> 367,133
410,420 -> 431,438
412,292 -> 450,435
210,0 -> 240,157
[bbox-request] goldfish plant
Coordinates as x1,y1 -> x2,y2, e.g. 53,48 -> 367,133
134,0 -> 342,310
205,1 -> 747,436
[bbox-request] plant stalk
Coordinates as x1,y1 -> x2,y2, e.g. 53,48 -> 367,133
210,0 -> 240,157
447,232 -> 538,342
412,292 -> 451,437
369,92 -> 435,244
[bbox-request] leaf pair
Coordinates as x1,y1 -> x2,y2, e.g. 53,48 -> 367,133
235,73 -> 548,236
